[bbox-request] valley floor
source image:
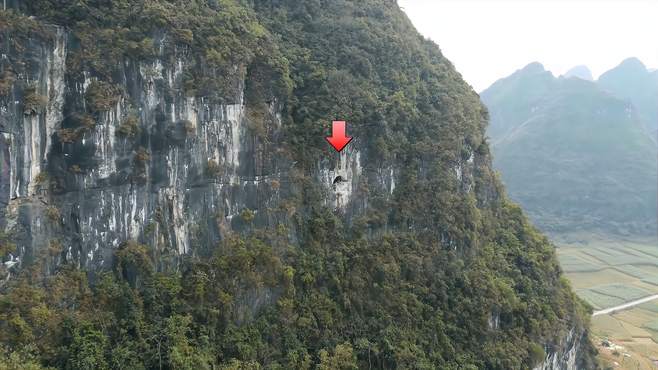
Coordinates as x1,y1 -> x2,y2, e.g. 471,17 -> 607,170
556,233 -> 658,369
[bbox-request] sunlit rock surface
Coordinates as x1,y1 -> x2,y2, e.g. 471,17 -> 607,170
0,26 -> 411,272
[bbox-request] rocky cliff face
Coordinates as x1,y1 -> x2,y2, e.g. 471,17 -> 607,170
0,23 -> 377,279
534,327 -> 591,370
0,24 -> 68,274
0,2 -> 598,368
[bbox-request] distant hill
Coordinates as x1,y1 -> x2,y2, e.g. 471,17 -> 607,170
483,62 -> 557,140
482,62 -> 658,237
598,58 -> 658,131
563,65 -> 593,81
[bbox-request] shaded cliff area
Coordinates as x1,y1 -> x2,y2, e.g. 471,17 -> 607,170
0,1 -> 597,368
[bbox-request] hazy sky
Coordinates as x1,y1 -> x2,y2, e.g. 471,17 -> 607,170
398,0 -> 658,92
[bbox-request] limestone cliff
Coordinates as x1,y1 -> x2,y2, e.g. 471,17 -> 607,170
0,1 -> 598,368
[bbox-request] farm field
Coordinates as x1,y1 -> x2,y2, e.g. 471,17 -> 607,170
576,284 -> 651,310
555,234 -> 658,369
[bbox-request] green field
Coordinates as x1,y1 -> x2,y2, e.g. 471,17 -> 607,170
576,289 -> 624,310
638,301 -> 658,313
581,247 -> 658,266
556,234 -> 658,369
558,236 -> 658,308
557,254 -> 604,273
642,276 -> 658,286
590,283 -> 651,301
576,284 -> 651,309
643,319 -> 658,332
614,264 -> 652,279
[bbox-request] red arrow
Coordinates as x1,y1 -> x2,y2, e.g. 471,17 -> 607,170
325,120 -> 353,152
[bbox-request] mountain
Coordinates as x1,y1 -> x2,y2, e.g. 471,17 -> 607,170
482,62 -> 658,238
563,65 -> 593,81
0,1 -> 596,369
598,57 -> 658,131
483,62 -> 557,140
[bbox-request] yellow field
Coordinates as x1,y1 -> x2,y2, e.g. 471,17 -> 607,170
555,233 -> 658,369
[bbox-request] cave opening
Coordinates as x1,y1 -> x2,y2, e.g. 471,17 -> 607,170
333,176 -> 345,184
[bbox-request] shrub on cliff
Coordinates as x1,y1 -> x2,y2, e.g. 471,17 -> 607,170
22,87 -> 47,115
117,115 -> 140,138
85,80 -> 120,112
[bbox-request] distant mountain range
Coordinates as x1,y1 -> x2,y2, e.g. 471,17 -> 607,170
481,58 -> 658,238
598,58 -> 658,132
562,65 -> 593,81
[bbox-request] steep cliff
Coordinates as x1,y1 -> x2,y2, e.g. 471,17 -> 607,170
0,1 -> 597,368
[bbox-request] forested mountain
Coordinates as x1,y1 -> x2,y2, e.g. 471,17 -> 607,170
598,58 -> 658,132
482,62 -> 657,238
0,1 -> 596,369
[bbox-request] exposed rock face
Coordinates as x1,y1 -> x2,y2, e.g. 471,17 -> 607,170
319,147 -> 363,211
0,25 -> 388,276
1,25 -> 67,274
534,327 -> 595,370
1,27 -> 227,269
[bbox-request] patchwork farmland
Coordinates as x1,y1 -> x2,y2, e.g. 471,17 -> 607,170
556,235 -> 658,369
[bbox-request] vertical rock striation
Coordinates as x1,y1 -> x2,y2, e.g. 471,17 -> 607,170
0,24 -> 393,273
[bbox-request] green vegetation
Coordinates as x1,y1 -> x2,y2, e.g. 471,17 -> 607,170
558,238 -> 658,366
20,0 -> 281,100
624,244 -> 658,259
34,172 -> 49,186
0,345 -> 52,370
0,201 -> 596,369
583,248 -> 657,266
44,206 -> 61,223
85,81 -> 121,112
0,9 -> 54,122
57,128 -> 85,144
22,87 -> 48,115
558,254 -> 604,273
613,265 -> 650,279
134,147 -> 150,163
642,277 -> 658,286
116,115 -> 140,138
558,238 -> 658,301
239,208 -> 255,223
576,290 -> 624,310
0,0 -> 599,369
643,320 -> 658,332
589,284 -> 650,303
